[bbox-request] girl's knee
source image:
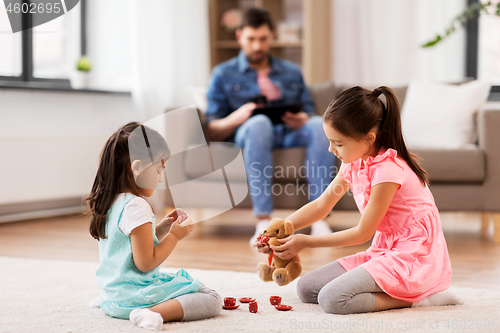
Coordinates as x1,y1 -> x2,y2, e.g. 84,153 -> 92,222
203,288 -> 223,317
296,276 -> 318,303
318,287 -> 349,315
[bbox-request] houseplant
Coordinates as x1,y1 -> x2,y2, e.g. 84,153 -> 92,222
422,1 -> 500,48
70,55 -> 92,89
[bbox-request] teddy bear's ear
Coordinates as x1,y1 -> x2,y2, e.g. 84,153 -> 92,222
284,220 -> 294,236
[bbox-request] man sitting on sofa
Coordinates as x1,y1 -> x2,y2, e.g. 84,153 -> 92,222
205,7 -> 337,244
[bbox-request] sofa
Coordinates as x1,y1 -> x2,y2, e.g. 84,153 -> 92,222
159,82 -> 500,243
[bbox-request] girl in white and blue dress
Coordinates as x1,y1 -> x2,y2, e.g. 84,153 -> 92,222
86,122 -> 221,331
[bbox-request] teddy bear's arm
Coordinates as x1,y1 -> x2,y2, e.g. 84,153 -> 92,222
268,238 -> 281,247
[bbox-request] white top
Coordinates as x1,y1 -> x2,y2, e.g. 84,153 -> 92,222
112,192 -> 153,236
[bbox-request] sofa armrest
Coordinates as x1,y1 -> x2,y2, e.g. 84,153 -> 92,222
478,106 -> 500,211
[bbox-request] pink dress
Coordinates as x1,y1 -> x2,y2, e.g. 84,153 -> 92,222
338,147 -> 452,303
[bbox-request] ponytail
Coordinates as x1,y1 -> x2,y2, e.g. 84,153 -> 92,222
324,86 -> 428,186
374,87 -> 428,186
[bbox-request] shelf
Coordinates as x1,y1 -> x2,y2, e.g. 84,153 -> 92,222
216,40 -> 303,49
209,0 -> 331,83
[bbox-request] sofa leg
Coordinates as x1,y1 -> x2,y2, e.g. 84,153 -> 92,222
494,213 -> 500,245
481,212 -> 491,237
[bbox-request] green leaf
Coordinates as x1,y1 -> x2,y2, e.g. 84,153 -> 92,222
422,35 -> 442,48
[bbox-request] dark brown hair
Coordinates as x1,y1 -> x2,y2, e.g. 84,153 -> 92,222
85,122 -> 170,240
323,86 -> 428,185
240,7 -> 274,31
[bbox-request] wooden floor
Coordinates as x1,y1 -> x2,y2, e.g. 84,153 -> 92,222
1,210 -> 500,290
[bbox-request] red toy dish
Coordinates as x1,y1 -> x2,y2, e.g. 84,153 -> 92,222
238,297 -> 255,303
222,304 -> 240,310
275,304 -> 293,311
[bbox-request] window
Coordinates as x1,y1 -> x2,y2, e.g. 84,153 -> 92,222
0,0 -> 85,89
467,0 -> 500,100
0,2 -> 22,77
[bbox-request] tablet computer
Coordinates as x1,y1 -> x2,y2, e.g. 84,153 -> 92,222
251,103 -> 303,125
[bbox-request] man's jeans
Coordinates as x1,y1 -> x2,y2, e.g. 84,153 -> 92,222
234,114 -> 337,217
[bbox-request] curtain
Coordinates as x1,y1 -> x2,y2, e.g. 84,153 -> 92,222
332,0 -> 467,86
129,0 -> 210,120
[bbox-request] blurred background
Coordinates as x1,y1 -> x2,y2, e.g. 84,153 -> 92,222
1,0 -> 499,222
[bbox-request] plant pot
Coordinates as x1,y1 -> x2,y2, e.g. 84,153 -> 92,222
70,71 -> 90,89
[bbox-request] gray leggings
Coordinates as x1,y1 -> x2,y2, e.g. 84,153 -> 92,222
297,261 -> 383,314
176,285 -> 222,321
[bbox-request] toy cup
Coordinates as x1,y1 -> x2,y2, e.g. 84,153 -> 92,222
260,235 -> 270,244
224,297 -> 236,307
270,296 -> 282,305
249,300 -> 258,313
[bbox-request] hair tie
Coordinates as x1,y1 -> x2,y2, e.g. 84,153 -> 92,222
373,88 -> 383,98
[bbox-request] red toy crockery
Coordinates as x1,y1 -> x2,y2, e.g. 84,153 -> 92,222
222,304 -> 240,310
275,304 -> 293,311
238,297 -> 255,303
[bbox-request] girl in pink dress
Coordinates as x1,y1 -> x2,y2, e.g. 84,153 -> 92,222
263,86 -> 463,314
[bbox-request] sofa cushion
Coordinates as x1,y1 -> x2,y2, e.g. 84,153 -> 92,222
308,82 -> 408,118
271,147 -> 486,183
183,147 -> 309,183
308,82 -> 339,116
272,148 -> 308,183
184,146 -> 485,184
401,80 -> 490,149
412,148 -> 485,183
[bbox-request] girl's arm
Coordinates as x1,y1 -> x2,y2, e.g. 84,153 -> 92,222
155,218 -> 172,240
255,169 -> 348,254
287,169 -> 350,231
272,182 -> 400,260
130,219 -> 194,272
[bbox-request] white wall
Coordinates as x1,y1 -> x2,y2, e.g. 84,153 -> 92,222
0,89 -> 139,206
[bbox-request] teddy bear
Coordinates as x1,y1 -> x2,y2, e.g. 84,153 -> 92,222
257,218 -> 302,286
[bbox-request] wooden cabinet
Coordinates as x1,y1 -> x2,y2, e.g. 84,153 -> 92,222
209,0 -> 332,84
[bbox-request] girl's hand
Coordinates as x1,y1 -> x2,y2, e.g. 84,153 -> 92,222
251,233 -> 272,254
168,218 -> 194,241
255,237 -> 272,254
257,243 -> 272,254
271,234 -> 308,260
156,209 -> 189,240
157,216 -> 174,236
165,208 -> 189,225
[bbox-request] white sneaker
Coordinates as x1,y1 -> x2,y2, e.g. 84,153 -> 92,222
310,220 -> 332,236
249,219 -> 270,246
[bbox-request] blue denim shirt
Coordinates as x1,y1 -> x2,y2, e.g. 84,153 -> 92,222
206,50 -> 315,129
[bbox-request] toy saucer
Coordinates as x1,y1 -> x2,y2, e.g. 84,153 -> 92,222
238,297 -> 255,303
275,304 -> 293,311
222,304 -> 240,310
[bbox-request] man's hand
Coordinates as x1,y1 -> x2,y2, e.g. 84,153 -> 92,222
227,102 -> 257,127
282,111 -> 309,130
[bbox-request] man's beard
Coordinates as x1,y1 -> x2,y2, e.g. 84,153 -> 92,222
246,51 -> 270,65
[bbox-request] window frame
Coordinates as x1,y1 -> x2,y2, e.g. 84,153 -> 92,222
0,0 -> 86,90
466,0 -> 500,100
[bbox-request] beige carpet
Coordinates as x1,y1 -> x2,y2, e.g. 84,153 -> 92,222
0,256 -> 498,333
